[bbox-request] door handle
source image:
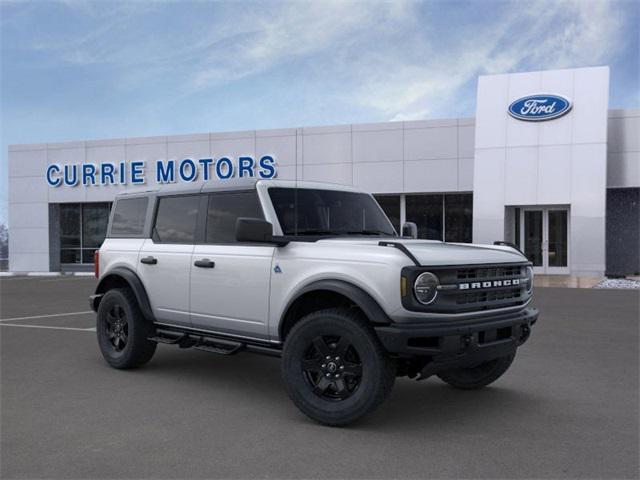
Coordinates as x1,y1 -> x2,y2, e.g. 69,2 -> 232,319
140,256 -> 158,265
194,259 -> 215,269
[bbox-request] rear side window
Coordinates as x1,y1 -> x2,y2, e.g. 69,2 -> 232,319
153,195 -> 200,244
206,191 -> 264,243
110,197 -> 148,236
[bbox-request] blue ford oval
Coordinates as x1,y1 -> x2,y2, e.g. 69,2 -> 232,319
508,94 -> 572,121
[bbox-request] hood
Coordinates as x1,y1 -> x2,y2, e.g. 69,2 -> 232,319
316,238 -> 526,266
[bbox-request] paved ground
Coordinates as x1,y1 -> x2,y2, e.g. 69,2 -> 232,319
1,277 -> 638,479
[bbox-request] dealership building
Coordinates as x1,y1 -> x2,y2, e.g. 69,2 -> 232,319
7,66 -> 639,276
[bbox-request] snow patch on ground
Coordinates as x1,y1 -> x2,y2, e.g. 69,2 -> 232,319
593,278 -> 640,289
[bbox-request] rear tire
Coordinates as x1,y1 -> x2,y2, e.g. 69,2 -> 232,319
436,353 -> 515,390
281,308 -> 395,426
96,288 -> 157,369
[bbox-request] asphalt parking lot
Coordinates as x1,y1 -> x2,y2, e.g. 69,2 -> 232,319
1,277 -> 638,479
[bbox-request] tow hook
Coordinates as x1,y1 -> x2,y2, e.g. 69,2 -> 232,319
520,325 -> 531,343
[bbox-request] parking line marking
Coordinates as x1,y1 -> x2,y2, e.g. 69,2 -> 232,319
0,311 -> 94,322
0,323 -> 96,332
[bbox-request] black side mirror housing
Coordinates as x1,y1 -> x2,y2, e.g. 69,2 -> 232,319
401,222 -> 418,239
236,218 -> 288,246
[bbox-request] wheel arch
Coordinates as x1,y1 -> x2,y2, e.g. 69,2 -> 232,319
279,279 -> 391,341
94,267 -> 155,321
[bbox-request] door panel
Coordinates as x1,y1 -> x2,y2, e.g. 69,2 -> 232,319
189,245 -> 274,339
137,194 -> 201,327
546,209 -> 570,274
137,239 -> 194,326
523,210 -> 543,268
519,207 -> 569,274
548,210 -> 568,267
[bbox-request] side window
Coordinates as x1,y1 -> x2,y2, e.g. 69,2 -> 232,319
206,191 -> 264,243
110,197 -> 148,236
153,195 -> 200,244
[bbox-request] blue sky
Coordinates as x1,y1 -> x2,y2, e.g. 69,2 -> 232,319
1,0 -> 638,225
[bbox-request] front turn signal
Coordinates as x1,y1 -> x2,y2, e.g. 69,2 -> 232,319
401,276 -> 407,297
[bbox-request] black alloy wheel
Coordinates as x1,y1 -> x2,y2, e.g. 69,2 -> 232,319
104,304 -> 129,352
96,288 -> 157,369
282,308 -> 395,426
301,335 -> 363,401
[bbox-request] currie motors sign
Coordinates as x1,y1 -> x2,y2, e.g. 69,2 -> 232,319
508,94 -> 572,121
45,155 -> 277,187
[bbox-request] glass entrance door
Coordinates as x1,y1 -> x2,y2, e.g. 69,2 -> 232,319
519,208 -> 569,274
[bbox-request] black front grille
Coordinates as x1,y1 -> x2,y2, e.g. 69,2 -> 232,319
401,262 -> 532,314
457,265 -> 523,281
456,287 -> 523,305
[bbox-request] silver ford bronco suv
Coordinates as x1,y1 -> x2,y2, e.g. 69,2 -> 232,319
90,179 -> 538,426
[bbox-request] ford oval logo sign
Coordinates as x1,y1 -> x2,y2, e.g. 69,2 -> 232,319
508,94 -> 572,121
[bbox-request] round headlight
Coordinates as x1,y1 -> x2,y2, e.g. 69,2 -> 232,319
525,266 -> 534,293
414,272 -> 439,305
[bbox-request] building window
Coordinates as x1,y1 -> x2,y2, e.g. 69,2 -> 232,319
374,195 -> 401,233
405,193 -> 473,242
406,194 -> 443,240
60,203 -> 111,264
444,194 -> 473,243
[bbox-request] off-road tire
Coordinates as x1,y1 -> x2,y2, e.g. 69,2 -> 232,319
436,352 -> 515,390
97,288 -> 157,369
281,308 -> 395,426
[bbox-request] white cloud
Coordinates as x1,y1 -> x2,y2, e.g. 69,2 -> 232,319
349,0 -> 626,120
189,1 -> 414,91
8,0 -> 630,121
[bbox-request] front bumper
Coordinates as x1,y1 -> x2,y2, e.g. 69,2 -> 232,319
375,307 -> 538,375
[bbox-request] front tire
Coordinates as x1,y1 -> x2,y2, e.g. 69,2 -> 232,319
96,288 -> 157,369
436,353 -> 515,390
281,308 -> 395,426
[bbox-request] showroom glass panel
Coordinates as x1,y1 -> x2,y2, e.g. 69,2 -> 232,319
82,203 -> 111,248
60,204 -> 81,248
514,208 -> 521,249
373,195 -> 400,233
406,194 -> 443,240
548,210 -> 568,267
523,210 -> 543,266
60,202 -> 112,264
111,197 -> 148,236
60,249 -> 81,264
82,249 -> 98,264
444,194 -> 473,243
206,191 -> 264,244
154,195 -> 200,244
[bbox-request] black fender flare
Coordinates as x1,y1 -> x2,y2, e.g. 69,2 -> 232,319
280,279 -> 392,337
94,267 -> 155,321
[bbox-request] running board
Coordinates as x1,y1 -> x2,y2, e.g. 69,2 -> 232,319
148,328 -> 281,358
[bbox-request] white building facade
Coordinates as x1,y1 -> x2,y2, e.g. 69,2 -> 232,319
8,66 -> 640,276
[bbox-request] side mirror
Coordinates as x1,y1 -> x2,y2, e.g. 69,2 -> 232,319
401,222 -> 418,239
236,218 -> 275,243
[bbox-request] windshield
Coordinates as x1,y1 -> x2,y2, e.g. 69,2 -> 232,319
268,187 -> 397,237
